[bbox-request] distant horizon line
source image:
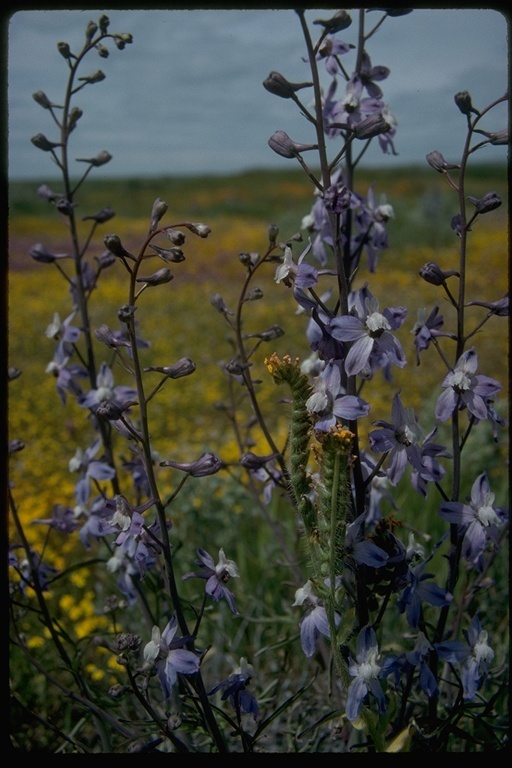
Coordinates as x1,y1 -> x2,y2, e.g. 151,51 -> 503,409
9,159 -> 507,184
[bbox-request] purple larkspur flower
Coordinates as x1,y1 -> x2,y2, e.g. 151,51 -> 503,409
77,361 -> 137,413
143,615 -> 199,699
32,503 -> 80,534
439,472 -> 507,571
411,305 -> 454,365
435,348 -> 502,422
274,242 -> 319,289
328,289 -> 407,376
346,625 -> 387,722
397,560 -> 452,630
306,358 -> 370,431
293,580 -> 341,658
316,35 -> 354,76
45,342 -> 87,405
208,658 -> 259,720
182,547 -> 239,613
369,392 -> 424,485
410,427 -> 451,497
435,614 -> 495,700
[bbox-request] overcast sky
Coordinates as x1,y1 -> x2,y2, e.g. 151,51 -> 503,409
6,7 -> 509,180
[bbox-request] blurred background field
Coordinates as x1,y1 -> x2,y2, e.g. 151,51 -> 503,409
8,166 -> 509,749
9,164 -> 509,535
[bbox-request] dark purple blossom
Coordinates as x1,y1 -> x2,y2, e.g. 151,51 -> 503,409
32,504 -> 80,534
345,512 -> 391,569
383,631 -> 438,699
369,392 -> 424,486
208,658 -> 259,721
439,472 -> 507,571
396,560 -> 453,630
435,348 -> 502,422
182,547 -> 240,613
410,427 -> 451,497
411,305 -> 454,365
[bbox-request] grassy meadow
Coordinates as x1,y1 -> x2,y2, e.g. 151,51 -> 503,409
8,166 -> 509,750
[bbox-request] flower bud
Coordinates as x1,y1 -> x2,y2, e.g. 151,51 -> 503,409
487,128 -> 508,145
56,198 -> 77,216
32,91 -> 55,109
136,267 -> 173,286
239,451 -> 279,470
9,439 -> 25,454
96,399 -> 124,421
31,133 -> 62,152
164,227 -> 186,245
352,113 -> 390,140
99,15 -> 110,33
239,251 -> 259,268
210,293 -> 234,315
8,367 -> 22,381
95,250 -> 116,269
67,107 -> 83,132
258,324 -> 285,341
85,20 -> 98,41
109,684 -> 129,699
104,234 -> 133,259
113,33 -> 133,49
37,184 -> 63,202
419,261 -> 459,286
150,197 -> 168,231
95,323 -> 131,348
268,223 -> 279,245
466,294 -> 508,316
467,191 -> 501,214
117,304 -> 136,322
83,207 -> 115,223
268,130 -> 318,158
313,10 -> 352,32
30,243 -> 68,263
144,358 -> 196,378
225,359 -> 251,377
78,69 -> 106,84
160,452 -> 225,477
245,287 -> 264,301
57,41 -> 72,59
76,150 -> 112,166
185,222 -> 211,238
262,71 -> 313,99
95,44 -> 109,58
167,358 -> 197,379
426,150 -> 460,173
149,244 -> 185,262
454,90 -> 478,116
167,714 -> 182,731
